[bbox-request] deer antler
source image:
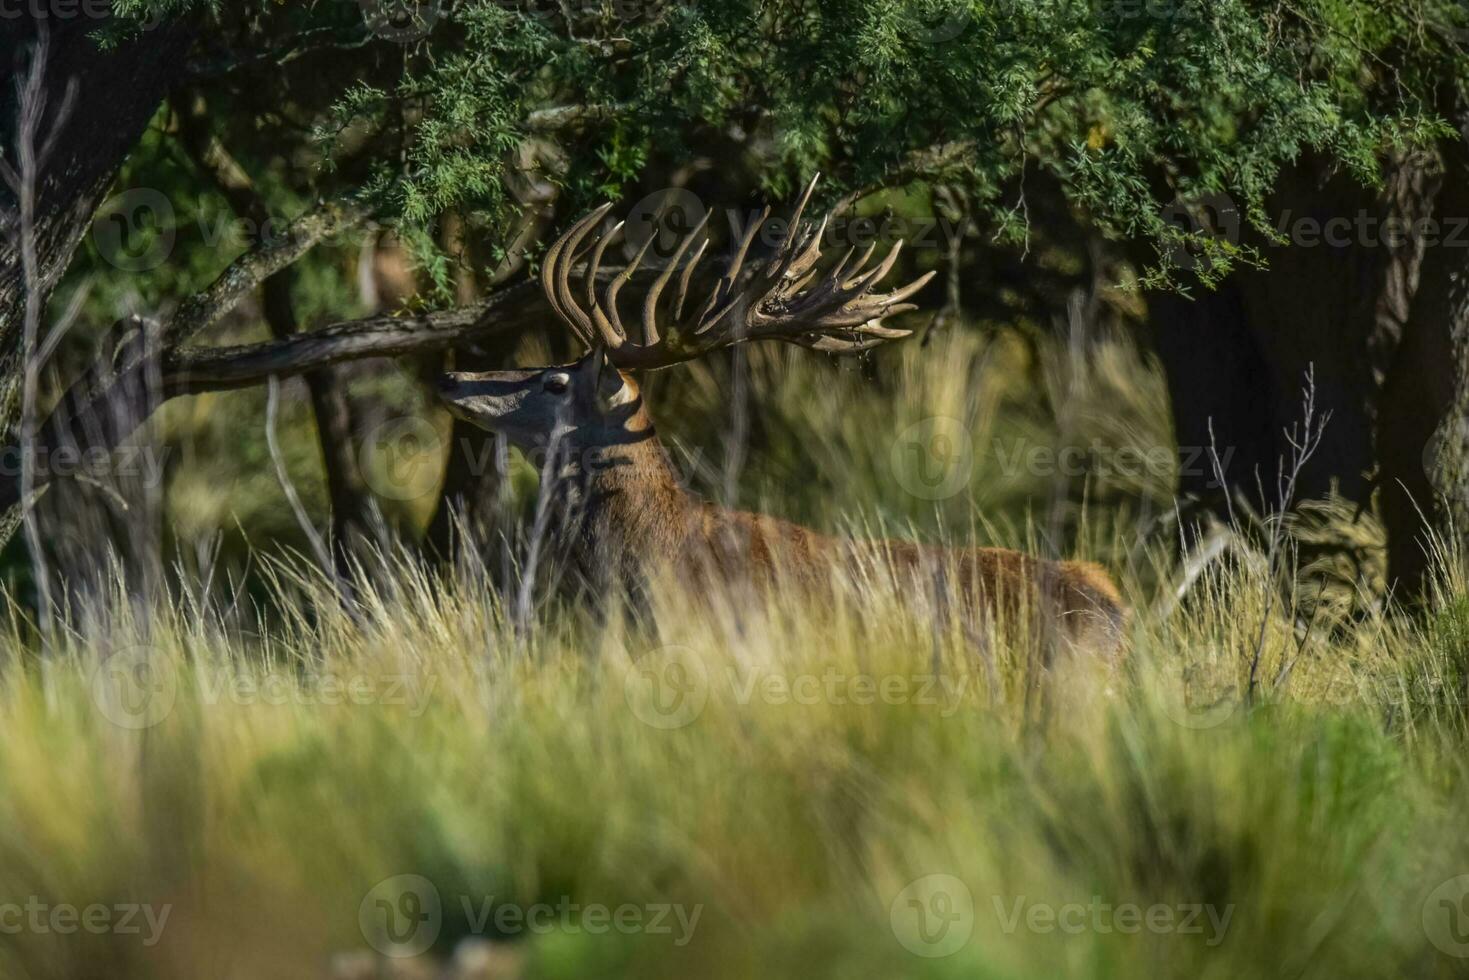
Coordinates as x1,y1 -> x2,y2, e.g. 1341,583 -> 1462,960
540,175 -> 935,370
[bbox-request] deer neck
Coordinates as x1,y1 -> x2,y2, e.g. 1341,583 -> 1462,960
550,412 -> 697,575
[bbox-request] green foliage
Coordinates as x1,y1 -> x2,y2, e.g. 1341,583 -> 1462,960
98,0 -> 1469,290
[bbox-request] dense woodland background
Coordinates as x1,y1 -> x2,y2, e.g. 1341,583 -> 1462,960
1,0 -> 1466,612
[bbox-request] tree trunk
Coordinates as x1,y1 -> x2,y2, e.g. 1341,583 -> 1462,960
1379,112 -> 1469,600
1150,157 -> 1404,524
0,15 -> 192,436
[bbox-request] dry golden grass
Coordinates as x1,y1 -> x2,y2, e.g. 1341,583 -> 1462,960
4,327 -> 1467,979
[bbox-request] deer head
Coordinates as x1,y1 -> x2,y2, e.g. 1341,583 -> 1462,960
437,175 -> 934,451
437,347 -> 643,453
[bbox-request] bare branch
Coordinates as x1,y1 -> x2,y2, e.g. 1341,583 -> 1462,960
163,194 -> 369,345
13,27 -> 75,641
265,376 -> 351,603
524,104 -> 622,133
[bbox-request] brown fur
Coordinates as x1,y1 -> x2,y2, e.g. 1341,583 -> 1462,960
557,372 -> 1128,660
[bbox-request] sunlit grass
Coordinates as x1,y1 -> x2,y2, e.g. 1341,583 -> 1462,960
0,537 -> 1465,979
2,327 -> 1467,978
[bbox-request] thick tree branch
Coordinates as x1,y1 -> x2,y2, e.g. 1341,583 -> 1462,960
0,281 -> 543,515
163,283 -> 539,395
0,190 -> 370,525
524,104 -> 622,133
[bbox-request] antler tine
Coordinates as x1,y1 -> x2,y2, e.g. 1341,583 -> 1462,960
826,245 -> 859,287
642,209 -> 711,346
836,241 -> 877,287
785,172 -> 821,245
849,238 -> 905,294
785,211 -> 830,282
795,239 -> 906,320
801,329 -> 912,354
781,239 -> 890,321
691,293 -> 742,338
584,219 -> 625,349
540,209 -> 583,341
847,321 -> 915,338
861,268 -> 937,311
786,268 -> 820,299
762,173 -> 824,287
602,225 -> 658,346
803,270 -> 938,328
674,236 -> 709,322
719,206 -> 769,302
768,210 -> 825,286
543,203 -> 613,346
688,205 -> 768,333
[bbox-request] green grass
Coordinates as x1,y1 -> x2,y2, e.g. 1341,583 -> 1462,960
2,328 -> 1468,979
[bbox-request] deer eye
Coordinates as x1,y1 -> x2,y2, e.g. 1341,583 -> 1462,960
543,373 -> 570,395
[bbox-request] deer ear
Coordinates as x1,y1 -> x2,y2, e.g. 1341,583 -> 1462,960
591,348 -> 634,411
586,343 -> 609,391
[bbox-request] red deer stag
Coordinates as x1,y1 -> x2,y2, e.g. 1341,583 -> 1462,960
436,178 -> 1126,658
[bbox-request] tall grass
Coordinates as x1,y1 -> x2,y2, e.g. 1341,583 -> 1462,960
3,328 -> 1468,979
